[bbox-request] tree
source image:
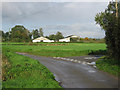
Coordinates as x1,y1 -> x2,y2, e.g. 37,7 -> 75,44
49,34 -> 56,40
0,30 -> 11,42
4,32 -> 11,41
55,31 -> 64,41
11,25 -> 31,42
39,28 -> 43,37
0,30 -> 3,42
48,32 -> 64,41
85,37 -> 89,40
32,29 -> 39,39
95,1 -> 120,60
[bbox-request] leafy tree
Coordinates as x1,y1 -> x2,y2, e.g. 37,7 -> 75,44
39,28 -> 43,37
95,1 -> 120,60
0,30 -> 11,42
0,30 -> 3,42
55,31 -> 64,41
48,32 -> 64,41
45,36 -> 49,39
85,37 -> 89,40
32,29 -> 39,39
4,32 -> 11,41
11,25 -> 31,42
49,34 -> 56,40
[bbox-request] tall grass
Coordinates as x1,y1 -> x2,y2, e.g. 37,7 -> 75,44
96,56 -> 120,76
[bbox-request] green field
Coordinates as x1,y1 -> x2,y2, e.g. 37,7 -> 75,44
2,43 -> 106,57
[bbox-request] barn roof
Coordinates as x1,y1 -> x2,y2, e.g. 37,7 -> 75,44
33,36 -> 50,40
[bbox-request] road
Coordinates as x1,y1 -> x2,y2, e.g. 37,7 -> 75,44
17,52 -> 118,88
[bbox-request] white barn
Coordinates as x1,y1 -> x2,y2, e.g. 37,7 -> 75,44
59,35 -> 79,42
32,37 -> 54,43
67,35 -> 79,38
59,37 -> 70,42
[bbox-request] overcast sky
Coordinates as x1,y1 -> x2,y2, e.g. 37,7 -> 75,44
2,2 -> 110,38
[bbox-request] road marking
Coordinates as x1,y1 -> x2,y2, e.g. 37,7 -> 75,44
88,70 -> 96,73
85,57 -> 97,59
78,61 -> 81,63
61,58 -> 66,60
93,65 -> 97,68
56,57 -> 61,59
82,61 -> 86,65
66,58 -> 70,61
70,59 -> 74,61
74,60 -> 78,62
53,57 -> 97,68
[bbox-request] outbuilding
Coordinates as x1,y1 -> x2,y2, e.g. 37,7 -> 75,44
32,37 -> 54,43
59,37 -> 70,42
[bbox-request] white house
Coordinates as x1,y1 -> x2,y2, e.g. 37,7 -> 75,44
32,37 -> 54,43
59,37 -> 70,42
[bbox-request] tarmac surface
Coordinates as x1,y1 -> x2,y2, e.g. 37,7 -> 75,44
17,52 -> 118,88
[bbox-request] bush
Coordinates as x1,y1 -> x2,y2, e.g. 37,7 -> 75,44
96,57 -> 120,76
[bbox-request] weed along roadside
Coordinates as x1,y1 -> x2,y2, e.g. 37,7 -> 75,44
96,56 -> 120,77
2,48 -> 62,88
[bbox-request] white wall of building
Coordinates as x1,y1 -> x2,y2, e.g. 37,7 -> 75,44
33,39 -> 54,43
59,38 -> 70,42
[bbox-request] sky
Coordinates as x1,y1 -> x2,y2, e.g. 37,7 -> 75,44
1,1 -> 111,38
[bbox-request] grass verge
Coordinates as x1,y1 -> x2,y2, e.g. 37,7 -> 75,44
2,49 -> 61,88
96,56 -> 120,76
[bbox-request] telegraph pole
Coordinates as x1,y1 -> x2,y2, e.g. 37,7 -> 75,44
115,0 -> 118,18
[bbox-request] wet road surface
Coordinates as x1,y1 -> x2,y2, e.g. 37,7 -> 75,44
17,52 -> 118,88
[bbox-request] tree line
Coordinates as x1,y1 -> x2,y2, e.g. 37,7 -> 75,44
0,25 -> 64,42
0,25 -> 104,43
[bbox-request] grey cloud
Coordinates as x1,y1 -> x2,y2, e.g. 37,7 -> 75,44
42,23 -> 105,38
2,2 -> 107,38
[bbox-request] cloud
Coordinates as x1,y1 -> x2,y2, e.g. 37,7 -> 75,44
43,23 -> 105,38
2,2 -> 107,38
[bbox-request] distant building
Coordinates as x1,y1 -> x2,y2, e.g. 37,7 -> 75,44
32,37 -> 54,43
59,37 -> 70,42
66,35 -> 79,38
59,35 -> 79,42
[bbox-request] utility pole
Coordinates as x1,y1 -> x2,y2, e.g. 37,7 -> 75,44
115,0 -> 118,18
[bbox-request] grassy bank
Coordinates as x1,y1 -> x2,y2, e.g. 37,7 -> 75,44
96,56 -> 120,76
2,43 -> 106,57
2,48 -> 61,88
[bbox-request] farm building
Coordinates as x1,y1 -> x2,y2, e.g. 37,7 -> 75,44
59,37 -> 70,42
59,35 -> 79,42
66,35 -> 79,38
32,37 -> 54,43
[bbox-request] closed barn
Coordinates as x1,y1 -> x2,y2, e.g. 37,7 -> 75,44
33,37 -> 54,43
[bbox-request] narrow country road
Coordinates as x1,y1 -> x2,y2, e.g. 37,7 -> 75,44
17,52 -> 118,88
